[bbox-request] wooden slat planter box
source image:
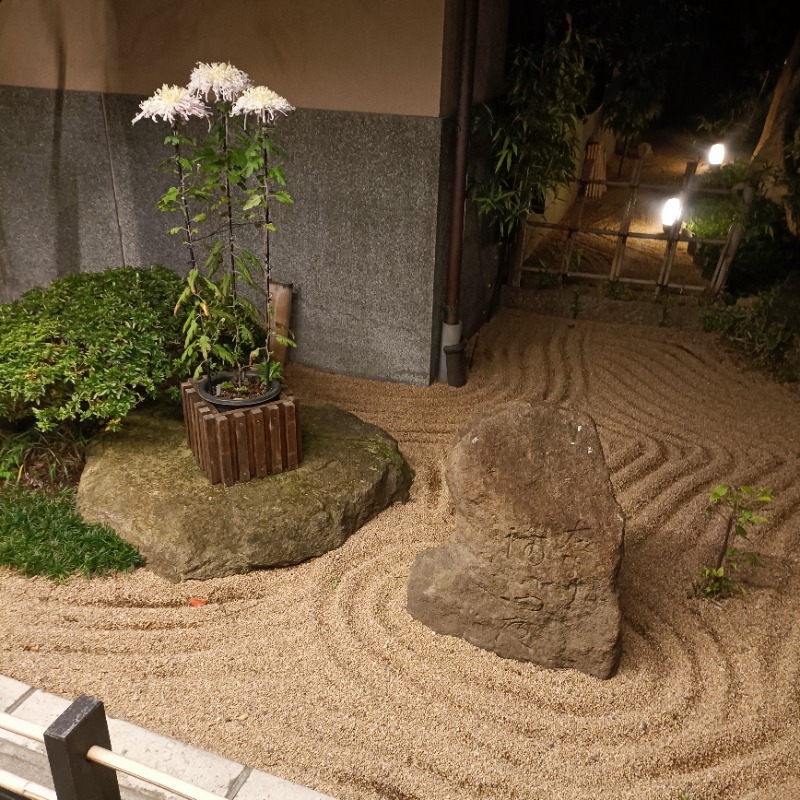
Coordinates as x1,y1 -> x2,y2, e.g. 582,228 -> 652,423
180,381 -> 302,486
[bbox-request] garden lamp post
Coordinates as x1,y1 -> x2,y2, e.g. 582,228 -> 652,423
661,197 -> 682,231
708,143 -> 725,168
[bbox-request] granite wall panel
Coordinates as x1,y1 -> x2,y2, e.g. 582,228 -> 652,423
0,86 -> 123,302
268,109 -> 448,384
102,92 -> 189,272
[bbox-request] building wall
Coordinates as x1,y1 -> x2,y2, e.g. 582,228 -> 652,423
0,0 -> 449,116
0,0 -> 508,384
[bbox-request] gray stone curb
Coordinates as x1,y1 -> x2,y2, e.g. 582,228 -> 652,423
0,674 -> 336,800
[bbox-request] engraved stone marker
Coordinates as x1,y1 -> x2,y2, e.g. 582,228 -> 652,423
407,401 -> 625,679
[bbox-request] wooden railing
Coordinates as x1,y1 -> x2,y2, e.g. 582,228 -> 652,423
0,697 -> 225,800
517,153 -> 753,295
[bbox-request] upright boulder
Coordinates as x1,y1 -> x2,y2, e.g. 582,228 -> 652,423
407,401 -> 624,679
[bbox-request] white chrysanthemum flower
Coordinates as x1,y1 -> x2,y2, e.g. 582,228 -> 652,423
188,61 -> 251,103
231,86 -> 295,125
132,84 -> 208,125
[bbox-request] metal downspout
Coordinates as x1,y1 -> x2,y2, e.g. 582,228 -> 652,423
444,0 -> 480,327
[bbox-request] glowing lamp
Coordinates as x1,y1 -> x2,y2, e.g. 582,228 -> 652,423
661,197 -> 682,229
708,143 -> 725,166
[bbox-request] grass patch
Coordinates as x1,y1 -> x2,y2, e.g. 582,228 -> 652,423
0,483 -> 144,581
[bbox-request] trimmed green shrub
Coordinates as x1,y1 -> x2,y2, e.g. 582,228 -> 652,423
0,267 -> 184,432
686,162 -> 800,296
0,483 -> 144,580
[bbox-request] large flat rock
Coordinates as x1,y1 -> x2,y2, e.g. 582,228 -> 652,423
77,404 -> 412,581
407,401 -> 624,679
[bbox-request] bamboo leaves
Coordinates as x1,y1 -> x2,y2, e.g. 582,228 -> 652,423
470,24 -> 596,242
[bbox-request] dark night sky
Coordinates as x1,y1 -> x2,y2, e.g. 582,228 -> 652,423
672,0 -> 800,121
507,0 -> 800,131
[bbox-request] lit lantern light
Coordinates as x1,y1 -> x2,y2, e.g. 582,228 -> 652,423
661,197 -> 682,229
708,143 -> 726,166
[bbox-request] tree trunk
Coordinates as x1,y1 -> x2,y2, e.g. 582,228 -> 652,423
752,30 -> 800,236
753,30 -> 800,168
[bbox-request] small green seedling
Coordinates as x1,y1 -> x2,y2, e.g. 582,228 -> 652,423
695,483 -> 772,598
604,280 -> 631,300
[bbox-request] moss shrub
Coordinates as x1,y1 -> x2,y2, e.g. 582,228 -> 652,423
0,267 -> 184,432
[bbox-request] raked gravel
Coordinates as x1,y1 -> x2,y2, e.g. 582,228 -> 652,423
3,309 -> 800,800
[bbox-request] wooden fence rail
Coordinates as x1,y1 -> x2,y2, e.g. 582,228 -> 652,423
516,151 -> 751,294
0,768 -> 54,800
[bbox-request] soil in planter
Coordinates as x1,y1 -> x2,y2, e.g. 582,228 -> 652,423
215,375 -> 271,401
197,372 -> 282,411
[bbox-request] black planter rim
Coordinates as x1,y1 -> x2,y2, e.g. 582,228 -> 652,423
196,371 -> 282,410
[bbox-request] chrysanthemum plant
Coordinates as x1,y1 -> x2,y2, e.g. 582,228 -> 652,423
133,62 -> 295,390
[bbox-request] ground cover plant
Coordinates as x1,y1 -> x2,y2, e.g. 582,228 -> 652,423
0,425 -> 86,489
703,287 -> 800,383
0,482 -> 144,580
